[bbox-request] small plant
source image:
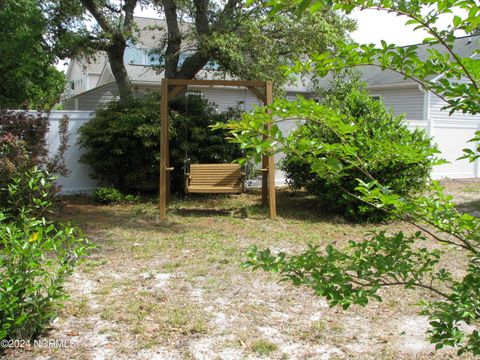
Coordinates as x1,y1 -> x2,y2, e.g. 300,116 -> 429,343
92,187 -> 138,205
250,339 -> 278,355
0,170 -> 90,342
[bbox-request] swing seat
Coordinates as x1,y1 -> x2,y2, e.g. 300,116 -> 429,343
185,164 -> 245,194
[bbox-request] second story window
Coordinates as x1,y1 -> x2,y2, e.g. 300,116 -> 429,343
124,44 -> 145,65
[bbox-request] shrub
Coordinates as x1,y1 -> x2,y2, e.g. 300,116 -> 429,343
0,110 -> 69,175
92,187 -> 138,205
77,92 -> 243,194
0,170 -> 89,342
0,110 -> 69,217
282,87 -> 437,221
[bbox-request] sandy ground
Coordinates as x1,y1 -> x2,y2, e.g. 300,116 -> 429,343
4,179 -> 479,360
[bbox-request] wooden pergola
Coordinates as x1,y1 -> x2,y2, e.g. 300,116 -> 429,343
159,78 -> 277,220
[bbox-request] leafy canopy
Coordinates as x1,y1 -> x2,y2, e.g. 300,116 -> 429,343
0,0 -> 66,109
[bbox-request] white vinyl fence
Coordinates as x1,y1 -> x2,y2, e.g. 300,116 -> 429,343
45,111 -> 97,194
39,111 -> 480,194
406,119 -> 480,179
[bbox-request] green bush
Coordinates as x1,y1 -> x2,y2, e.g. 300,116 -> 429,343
0,169 -> 89,342
78,92 -> 243,194
282,87 -> 437,221
0,110 -> 69,218
92,187 -> 138,205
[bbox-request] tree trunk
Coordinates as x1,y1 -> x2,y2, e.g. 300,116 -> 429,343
107,37 -> 134,102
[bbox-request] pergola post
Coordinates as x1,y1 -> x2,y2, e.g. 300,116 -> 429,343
265,81 -> 276,219
159,79 -> 169,220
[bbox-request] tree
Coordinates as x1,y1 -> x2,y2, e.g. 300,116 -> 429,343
56,0 -> 353,101
75,0 -> 141,101
154,0 -> 355,87
0,0 -> 65,109
216,0 -> 480,355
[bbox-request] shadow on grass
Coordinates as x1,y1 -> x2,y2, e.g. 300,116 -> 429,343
59,189 -> 352,230
171,189 -> 345,223
171,207 -> 250,218
456,199 -> 480,216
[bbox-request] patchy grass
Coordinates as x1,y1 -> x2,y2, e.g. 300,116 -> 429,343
251,339 -> 278,355
5,181 -> 478,359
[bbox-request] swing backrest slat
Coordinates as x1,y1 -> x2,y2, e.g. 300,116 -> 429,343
186,164 -> 244,193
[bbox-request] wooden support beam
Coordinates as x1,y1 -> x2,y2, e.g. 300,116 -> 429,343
168,85 -> 187,100
265,81 -> 276,219
159,79 -> 169,220
247,86 -> 266,104
167,79 -> 266,87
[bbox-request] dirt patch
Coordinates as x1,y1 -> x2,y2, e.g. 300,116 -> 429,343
6,186 -> 477,359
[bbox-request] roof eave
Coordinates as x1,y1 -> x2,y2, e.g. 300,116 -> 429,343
366,82 -> 419,90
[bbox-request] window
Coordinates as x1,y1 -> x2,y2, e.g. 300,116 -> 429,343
124,45 -> 145,65
370,95 -> 381,101
146,51 -> 162,65
204,60 -> 220,71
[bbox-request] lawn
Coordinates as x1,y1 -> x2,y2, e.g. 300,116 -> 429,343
6,180 -> 479,360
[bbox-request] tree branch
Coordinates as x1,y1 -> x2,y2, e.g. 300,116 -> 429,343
162,0 -> 181,78
122,0 -> 138,31
358,4 -> 479,90
193,0 -> 210,35
80,0 -> 115,36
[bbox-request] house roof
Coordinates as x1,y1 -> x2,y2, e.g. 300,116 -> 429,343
315,34 -> 480,89
362,35 -> 480,87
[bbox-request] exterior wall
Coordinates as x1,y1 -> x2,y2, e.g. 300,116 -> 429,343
88,74 -> 100,90
368,87 -> 425,121
62,98 -> 77,110
190,86 -> 262,112
75,83 -> 120,110
66,62 -> 90,96
67,82 -> 310,113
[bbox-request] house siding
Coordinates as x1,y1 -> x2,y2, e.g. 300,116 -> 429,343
74,83 -> 120,110
66,83 -> 311,113
192,86 -> 262,112
368,87 -> 425,121
428,93 -> 480,179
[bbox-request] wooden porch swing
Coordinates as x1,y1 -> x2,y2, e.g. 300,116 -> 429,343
159,78 -> 276,220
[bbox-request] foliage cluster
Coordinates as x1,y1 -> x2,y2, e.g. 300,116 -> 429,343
78,92 -> 243,194
92,187 -> 138,205
0,110 -> 69,218
0,0 -> 65,109
282,84 -> 436,221
0,172 -> 89,342
223,93 -> 480,355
